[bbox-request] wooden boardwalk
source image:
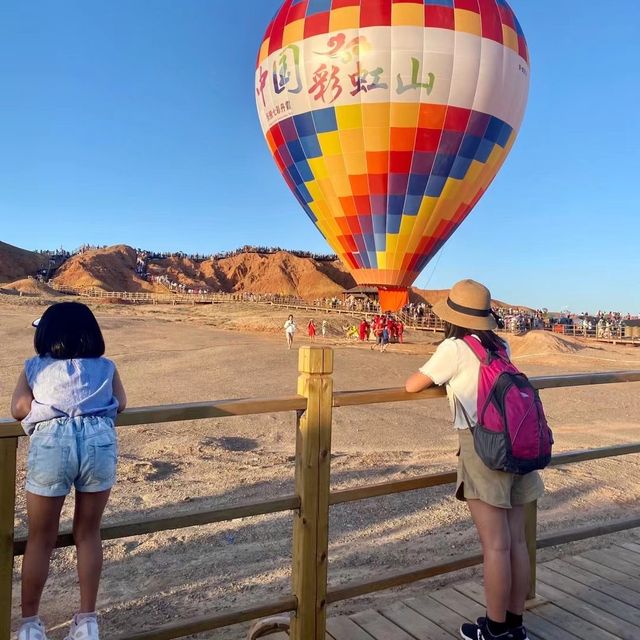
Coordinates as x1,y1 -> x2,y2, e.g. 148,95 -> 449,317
270,537 -> 640,639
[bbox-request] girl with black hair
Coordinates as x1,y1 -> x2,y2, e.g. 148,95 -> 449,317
11,302 -> 126,640
405,280 -> 544,640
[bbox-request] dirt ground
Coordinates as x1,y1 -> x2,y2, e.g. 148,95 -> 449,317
1,296 -> 639,639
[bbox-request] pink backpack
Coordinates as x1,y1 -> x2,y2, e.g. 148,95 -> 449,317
459,336 -> 553,474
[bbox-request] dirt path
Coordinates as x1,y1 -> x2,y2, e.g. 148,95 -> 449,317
1,300 -> 639,639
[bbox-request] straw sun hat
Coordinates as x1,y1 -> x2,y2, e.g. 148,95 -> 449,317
431,279 -> 497,331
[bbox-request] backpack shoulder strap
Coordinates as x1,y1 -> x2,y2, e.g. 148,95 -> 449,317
454,395 -> 475,429
462,335 -> 510,364
461,335 -> 489,363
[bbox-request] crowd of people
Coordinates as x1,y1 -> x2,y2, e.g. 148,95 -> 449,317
577,311 -> 632,338
145,273 -> 213,296
284,314 -> 405,352
362,315 -> 405,351
494,308 -> 546,333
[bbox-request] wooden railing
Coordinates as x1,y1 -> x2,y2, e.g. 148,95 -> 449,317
1,352 -> 639,640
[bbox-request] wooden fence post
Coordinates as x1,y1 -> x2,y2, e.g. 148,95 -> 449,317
524,500 -> 537,601
0,438 -> 18,640
290,347 -> 333,640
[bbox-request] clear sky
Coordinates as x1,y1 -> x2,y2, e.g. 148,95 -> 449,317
1,1 -> 638,313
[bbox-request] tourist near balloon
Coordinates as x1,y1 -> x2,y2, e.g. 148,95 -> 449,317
256,0 -> 529,311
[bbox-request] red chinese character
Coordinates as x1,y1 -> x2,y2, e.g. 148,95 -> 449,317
256,66 -> 269,107
308,64 -> 342,103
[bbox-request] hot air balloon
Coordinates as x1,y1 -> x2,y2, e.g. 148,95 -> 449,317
255,0 -> 529,311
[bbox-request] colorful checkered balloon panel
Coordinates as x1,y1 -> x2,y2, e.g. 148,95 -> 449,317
256,0 -> 529,307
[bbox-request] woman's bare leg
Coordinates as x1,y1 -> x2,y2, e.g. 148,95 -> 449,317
22,493 -> 65,617
73,490 -> 110,613
467,499 -> 511,622
506,504 -> 530,616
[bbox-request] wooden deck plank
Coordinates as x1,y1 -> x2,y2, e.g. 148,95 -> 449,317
327,616 -> 376,640
456,580 -> 575,640
546,558 -> 640,608
562,555 -> 640,594
618,541 -> 640,555
538,564 -> 640,626
429,588 -> 485,621
608,544 -> 640,567
537,579 -> 640,640
580,548 -> 640,578
379,601 -> 456,640
530,600 -> 620,640
349,609 -> 416,640
404,595 -> 468,636
248,633 -> 333,639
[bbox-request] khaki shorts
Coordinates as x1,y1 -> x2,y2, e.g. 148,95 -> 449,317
456,428 -> 544,509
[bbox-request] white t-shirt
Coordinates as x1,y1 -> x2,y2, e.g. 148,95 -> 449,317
419,336 -> 510,430
284,320 -> 296,335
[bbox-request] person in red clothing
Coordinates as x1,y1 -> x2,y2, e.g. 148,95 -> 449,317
387,317 -> 397,342
397,320 -> 404,343
307,319 -> 316,341
358,319 -> 368,341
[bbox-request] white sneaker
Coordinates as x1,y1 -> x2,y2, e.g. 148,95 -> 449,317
64,616 -> 99,640
17,619 -> 48,640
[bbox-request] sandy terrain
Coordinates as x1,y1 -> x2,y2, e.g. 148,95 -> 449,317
1,296 -> 639,639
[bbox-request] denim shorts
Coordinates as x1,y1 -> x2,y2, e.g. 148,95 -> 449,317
26,416 -> 118,497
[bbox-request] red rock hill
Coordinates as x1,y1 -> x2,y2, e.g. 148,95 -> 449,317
0,241 -> 47,283
52,245 -> 159,293
49,245 -> 356,299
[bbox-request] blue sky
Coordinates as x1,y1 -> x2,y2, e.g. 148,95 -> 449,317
0,1 -> 638,313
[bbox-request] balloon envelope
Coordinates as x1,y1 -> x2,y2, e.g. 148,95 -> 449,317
256,0 -> 529,309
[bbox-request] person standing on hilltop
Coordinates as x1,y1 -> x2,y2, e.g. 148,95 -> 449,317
11,302 -> 127,640
284,314 -> 296,349
405,280 -> 546,640
307,319 -> 316,341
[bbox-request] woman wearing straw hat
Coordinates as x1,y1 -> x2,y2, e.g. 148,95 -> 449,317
405,280 -> 544,640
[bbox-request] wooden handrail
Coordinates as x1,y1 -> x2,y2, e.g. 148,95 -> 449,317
3,370 -> 639,439
0,396 -> 307,438
13,495 -> 300,556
